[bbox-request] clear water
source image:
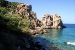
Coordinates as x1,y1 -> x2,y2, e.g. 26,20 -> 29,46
33,24 -> 75,50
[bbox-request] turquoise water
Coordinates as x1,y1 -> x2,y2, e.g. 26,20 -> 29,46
34,27 -> 75,50
41,28 -> 75,43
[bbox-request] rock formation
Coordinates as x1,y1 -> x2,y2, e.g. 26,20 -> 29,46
41,14 -> 65,28
13,3 -> 35,19
13,3 -> 42,29
12,3 -> 65,29
12,3 -> 65,35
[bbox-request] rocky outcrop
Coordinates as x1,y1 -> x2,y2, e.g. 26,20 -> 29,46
41,14 -> 65,28
13,3 -> 42,29
12,3 -> 65,29
11,3 -> 65,35
13,3 -> 35,19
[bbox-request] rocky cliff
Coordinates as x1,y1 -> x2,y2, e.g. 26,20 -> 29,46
0,1 -> 62,50
13,3 -> 42,29
0,1 -> 46,50
12,3 -> 65,29
11,3 -> 66,35
41,14 -> 65,28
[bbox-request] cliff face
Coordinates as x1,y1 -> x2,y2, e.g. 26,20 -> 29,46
14,3 -> 33,19
41,14 -> 64,28
0,1 -> 46,50
12,3 -> 65,29
0,1 -> 64,50
13,3 -> 42,29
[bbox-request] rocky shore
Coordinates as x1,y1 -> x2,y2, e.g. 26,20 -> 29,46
0,29 -> 46,50
0,0 -> 65,50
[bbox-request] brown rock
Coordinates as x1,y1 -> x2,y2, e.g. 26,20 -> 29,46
41,14 -> 65,29
12,3 -> 43,29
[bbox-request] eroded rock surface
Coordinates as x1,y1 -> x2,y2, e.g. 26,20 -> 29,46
41,14 -> 65,28
13,3 -> 65,29
13,3 -> 42,29
12,3 -> 65,35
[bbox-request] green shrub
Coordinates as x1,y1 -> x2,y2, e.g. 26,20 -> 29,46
4,13 -> 30,32
0,1 -> 30,33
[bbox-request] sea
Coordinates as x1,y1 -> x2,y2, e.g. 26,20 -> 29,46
33,24 -> 75,50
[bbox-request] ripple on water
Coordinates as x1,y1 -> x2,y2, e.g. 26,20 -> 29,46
33,28 -> 75,50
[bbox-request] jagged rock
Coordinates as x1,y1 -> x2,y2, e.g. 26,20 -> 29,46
14,3 -> 32,19
41,14 -> 53,26
53,14 -> 63,28
41,14 -> 65,29
13,3 -> 42,29
12,3 -> 65,34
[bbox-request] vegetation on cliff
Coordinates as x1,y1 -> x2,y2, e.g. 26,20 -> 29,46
0,0 -> 46,50
0,0 -> 30,33
0,0 -> 61,50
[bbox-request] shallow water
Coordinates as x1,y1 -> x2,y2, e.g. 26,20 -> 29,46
33,24 -> 75,50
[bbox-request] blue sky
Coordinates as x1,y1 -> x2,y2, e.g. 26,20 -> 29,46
8,0 -> 75,24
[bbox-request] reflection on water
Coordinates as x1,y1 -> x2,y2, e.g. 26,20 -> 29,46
47,29 -> 63,40
38,29 -> 63,41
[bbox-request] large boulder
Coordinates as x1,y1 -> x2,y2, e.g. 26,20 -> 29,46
41,14 -> 65,29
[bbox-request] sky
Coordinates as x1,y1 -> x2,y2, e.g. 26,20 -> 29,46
8,0 -> 75,24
